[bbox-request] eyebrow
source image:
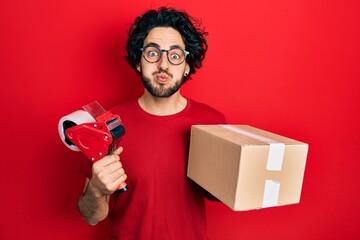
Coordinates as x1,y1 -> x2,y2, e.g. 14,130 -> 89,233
144,42 -> 185,50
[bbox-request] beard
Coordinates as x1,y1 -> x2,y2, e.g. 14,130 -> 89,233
140,70 -> 185,98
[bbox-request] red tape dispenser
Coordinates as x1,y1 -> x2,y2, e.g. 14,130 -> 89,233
58,101 -> 127,193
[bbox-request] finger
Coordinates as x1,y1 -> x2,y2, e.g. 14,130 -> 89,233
100,161 -> 124,177
94,147 -> 123,169
94,154 -> 120,168
113,174 -> 127,189
100,170 -> 127,193
111,146 -> 123,155
108,166 -> 125,178
94,166 -> 122,185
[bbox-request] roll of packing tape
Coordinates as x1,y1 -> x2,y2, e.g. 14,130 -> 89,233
58,110 -> 95,151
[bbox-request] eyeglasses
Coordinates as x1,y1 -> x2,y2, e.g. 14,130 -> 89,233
140,45 -> 189,65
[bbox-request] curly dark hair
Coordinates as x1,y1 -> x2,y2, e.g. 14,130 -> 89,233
126,7 -> 208,81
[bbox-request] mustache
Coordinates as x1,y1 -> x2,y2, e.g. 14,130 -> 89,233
153,69 -> 173,78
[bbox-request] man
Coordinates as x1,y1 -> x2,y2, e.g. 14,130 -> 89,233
78,7 -> 226,240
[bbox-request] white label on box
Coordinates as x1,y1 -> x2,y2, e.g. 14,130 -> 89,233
267,143 -> 285,171
262,180 -> 280,208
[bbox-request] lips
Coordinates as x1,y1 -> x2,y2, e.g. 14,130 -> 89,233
156,73 -> 169,83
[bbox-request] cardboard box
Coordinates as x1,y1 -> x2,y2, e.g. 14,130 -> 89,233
187,125 -> 308,211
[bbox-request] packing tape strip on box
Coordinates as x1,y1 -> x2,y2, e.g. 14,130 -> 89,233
58,110 -> 95,151
218,125 -> 285,208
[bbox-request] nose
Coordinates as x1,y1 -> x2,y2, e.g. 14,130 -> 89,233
157,51 -> 169,70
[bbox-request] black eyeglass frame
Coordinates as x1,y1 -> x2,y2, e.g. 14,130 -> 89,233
139,45 -> 189,65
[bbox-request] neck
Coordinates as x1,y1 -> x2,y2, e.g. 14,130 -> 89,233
138,91 -> 187,116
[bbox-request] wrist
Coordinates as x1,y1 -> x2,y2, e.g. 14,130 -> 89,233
87,179 -> 109,198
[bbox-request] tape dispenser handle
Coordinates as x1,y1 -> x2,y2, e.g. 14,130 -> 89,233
115,182 -> 128,193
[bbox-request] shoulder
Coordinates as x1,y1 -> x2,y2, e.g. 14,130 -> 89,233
189,99 -> 220,111
187,99 -> 226,124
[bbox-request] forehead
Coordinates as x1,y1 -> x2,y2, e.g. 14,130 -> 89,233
144,27 -> 185,48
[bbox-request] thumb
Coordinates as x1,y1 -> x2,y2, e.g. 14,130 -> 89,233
111,146 -> 123,155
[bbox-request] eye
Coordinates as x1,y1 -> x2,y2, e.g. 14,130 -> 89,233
169,49 -> 184,60
170,53 -> 180,60
148,50 -> 158,57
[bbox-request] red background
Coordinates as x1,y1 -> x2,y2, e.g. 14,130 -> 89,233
1,0 -> 359,239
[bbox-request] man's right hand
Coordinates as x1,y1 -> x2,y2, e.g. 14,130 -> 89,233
88,147 -> 127,196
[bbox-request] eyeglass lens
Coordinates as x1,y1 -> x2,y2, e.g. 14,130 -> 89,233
142,46 -> 186,65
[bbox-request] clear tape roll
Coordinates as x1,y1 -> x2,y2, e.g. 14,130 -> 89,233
58,110 -> 95,151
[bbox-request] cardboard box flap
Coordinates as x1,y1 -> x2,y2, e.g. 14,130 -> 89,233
193,125 -> 305,146
222,125 -> 301,145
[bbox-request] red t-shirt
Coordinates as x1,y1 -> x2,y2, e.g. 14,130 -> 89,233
104,98 -> 225,240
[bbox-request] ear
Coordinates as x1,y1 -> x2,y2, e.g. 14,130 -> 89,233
184,64 -> 190,76
136,63 -> 141,72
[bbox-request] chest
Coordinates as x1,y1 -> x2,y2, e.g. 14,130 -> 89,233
119,119 -> 192,184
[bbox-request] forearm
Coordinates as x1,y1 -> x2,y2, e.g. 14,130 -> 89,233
77,148 -> 125,225
78,181 -> 110,225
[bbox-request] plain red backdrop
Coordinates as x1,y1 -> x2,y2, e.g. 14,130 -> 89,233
1,0 -> 359,239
